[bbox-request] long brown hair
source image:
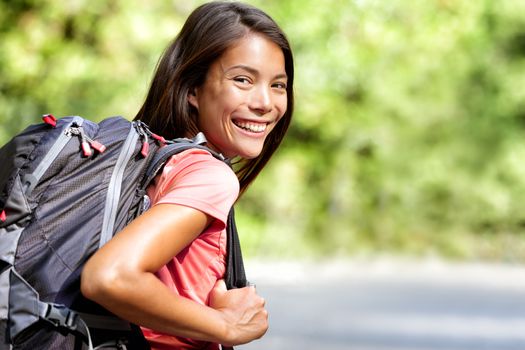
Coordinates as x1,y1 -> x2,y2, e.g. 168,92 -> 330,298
134,1 -> 294,195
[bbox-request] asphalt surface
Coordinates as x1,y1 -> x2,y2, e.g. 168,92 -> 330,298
238,258 -> 525,350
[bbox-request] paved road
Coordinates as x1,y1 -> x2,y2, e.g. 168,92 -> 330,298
238,258 -> 525,350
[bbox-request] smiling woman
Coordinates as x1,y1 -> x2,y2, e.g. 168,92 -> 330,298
133,1 -> 294,196
188,33 -> 288,159
80,2 -> 294,350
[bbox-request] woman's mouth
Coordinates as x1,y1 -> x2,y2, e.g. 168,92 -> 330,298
232,119 -> 268,133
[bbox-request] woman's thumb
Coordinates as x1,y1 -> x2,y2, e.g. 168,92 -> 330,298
209,279 -> 228,310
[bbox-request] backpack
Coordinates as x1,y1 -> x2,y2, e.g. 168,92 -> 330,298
0,114 -> 247,350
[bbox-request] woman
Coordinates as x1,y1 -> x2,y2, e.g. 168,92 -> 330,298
81,1 -> 294,349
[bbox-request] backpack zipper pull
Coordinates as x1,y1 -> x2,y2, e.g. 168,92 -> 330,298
134,122 -> 150,157
140,132 -> 149,157
150,132 -> 166,145
84,134 -> 106,154
65,125 -> 88,156
68,125 -> 106,156
78,127 -> 93,157
137,121 -> 167,146
42,114 -> 57,128
88,139 -> 106,153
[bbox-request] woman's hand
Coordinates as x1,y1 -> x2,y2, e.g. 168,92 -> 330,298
209,279 -> 269,346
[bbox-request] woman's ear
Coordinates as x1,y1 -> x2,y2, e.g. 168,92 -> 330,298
187,88 -> 199,110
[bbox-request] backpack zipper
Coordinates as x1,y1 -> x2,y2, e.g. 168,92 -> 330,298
99,123 -> 140,248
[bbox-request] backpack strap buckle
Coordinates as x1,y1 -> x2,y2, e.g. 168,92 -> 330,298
39,302 -> 94,349
40,302 -> 79,330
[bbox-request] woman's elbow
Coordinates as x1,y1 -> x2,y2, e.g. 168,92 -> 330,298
81,259 -> 120,304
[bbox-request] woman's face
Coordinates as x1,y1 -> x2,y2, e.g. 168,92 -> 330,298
188,33 -> 288,159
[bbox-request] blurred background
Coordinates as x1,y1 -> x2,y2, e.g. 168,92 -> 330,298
1,0 -> 525,349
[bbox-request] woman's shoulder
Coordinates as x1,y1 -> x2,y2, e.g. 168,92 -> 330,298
156,148 -> 239,197
148,148 -> 239,222
164,148 -> 235,178
166,148 -> 227,166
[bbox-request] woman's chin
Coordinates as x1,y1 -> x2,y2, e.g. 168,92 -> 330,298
237,147 -> 264,160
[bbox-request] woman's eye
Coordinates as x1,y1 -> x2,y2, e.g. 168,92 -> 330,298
234,77 -> 251,84
273,82 -> 287,89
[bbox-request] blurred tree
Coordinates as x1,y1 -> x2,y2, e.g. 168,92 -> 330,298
1,0 -> 524,261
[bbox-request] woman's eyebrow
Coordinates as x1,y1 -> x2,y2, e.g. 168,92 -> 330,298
225,64 -> 287,80
226,64 -> 258,75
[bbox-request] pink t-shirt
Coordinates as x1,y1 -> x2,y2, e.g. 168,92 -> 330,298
141,149 -> 239,350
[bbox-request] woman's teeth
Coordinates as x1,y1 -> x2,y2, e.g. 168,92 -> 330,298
233,120 -> 267,133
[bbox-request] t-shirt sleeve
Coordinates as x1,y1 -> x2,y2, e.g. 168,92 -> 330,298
147,149 -> 239,230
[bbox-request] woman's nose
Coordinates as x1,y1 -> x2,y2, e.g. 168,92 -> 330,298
249,85 -> 272,115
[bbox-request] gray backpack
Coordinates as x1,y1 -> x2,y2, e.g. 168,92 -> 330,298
0,115 -> 247,349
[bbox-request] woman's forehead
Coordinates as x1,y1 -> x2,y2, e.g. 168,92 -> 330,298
216,33 -> 286,76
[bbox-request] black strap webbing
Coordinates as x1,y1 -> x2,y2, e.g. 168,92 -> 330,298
225,207 -> 247,289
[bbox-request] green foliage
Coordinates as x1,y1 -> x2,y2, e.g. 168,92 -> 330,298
1,0 -> 524,261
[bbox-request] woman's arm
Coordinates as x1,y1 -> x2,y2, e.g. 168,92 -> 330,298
80,203 -> 268,346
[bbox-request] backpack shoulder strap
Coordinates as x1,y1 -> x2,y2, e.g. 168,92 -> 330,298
140,132 -> 225,190
225,207 -> 248,289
